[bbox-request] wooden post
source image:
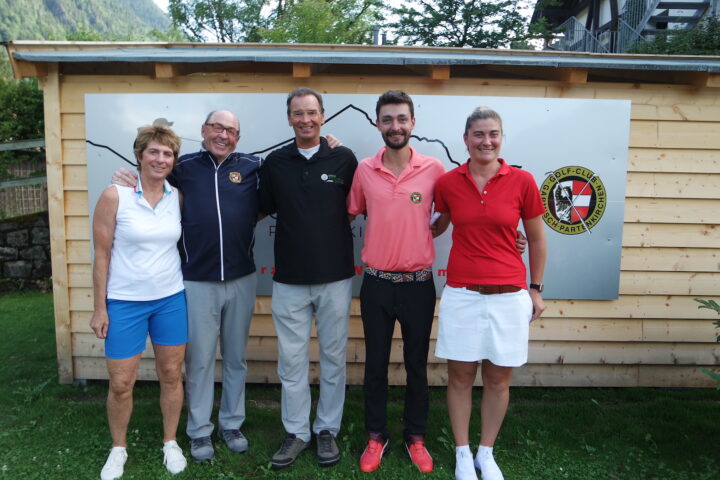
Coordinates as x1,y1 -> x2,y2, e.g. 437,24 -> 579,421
556,67 -> 588,84
431,65 -> 451,81
13,60 -> 48,78
293,63 -> 312,78
40,63 -> 74,384
154,62 -> 181,79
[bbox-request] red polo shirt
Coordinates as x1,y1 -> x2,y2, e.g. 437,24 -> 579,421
348,146 -> 445,271
434,159 -> 545,288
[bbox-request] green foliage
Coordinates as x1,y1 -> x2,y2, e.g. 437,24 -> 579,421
0,0 -> 169,41
168,0 -> 269,42
695,298 -> 720,342
0,78 -> 43,142
389,0 -> 535,48
694,298 -> 720,389
169,0 -> 383,44
147,26 -> 190,42
631,18 -> 720,55
260,0 -> 383,44
0,72 -> 44,180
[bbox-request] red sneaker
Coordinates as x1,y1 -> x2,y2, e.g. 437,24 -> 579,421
359,433 -> 388,473
406,435 -> 433,473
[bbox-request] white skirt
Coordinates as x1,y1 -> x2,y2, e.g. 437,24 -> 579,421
435,285 -> 532,367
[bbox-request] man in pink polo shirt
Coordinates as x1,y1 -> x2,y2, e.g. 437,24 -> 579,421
348,91 -> 444,474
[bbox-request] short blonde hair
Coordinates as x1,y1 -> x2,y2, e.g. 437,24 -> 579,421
133,125 -> 181,168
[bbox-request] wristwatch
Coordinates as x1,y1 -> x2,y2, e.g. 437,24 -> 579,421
529,283 -> 544,293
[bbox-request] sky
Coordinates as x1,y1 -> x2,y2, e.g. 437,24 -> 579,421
154,0 -> 168,12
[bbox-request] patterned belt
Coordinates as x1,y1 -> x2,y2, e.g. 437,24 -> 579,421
365,266 -> 433,283
464,285 -> 522,294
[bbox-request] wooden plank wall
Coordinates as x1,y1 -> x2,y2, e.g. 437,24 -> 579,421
47,72 -> 720,387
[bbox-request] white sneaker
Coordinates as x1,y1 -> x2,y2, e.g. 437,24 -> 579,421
100,446 -> 127,480
474,451 -> 504,480
163,440 -> 187,475
455,448 -> 479,480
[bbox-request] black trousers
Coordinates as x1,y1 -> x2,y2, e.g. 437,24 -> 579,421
360,273 -> 436,440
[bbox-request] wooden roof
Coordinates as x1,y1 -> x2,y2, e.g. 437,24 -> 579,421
4,41 -> 720,87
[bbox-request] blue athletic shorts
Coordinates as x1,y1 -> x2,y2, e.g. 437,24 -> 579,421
105,290 -> 188,360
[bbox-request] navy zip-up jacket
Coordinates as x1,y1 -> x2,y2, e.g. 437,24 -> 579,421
170,149 -> 261,282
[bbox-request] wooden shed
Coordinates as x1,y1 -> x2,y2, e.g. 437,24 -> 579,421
4,40 -> 719,387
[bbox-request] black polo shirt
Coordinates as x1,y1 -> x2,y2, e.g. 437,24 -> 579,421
259,137 -> 357,285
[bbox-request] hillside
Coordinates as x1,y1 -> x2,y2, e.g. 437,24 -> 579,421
0,0 -> 170,41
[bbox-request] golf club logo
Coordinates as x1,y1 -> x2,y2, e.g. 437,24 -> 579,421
540,166 -> 607,235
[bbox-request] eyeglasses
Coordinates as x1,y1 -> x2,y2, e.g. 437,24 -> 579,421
205,123 -> 239,137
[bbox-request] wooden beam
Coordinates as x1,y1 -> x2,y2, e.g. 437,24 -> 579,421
556,67 -> 588,84
707,74 -> 720,88
73,358 -> 719,387
13,59 -> 48,78
483,64 -> 587,83
153,62 -> 181,79
687,72 -> 720,88
430,65 -> 450,81
41,63 -> 74,384
292,63 -> 312,78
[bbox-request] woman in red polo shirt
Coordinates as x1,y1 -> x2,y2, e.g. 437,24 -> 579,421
433,107 -> 547,480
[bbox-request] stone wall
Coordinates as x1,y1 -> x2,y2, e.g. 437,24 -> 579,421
0,212 -> 52,292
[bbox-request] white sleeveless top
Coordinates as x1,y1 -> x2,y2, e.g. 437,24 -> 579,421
106,181 -> 184,301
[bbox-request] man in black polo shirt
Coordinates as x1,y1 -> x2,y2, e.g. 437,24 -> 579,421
259,87 -> 357,469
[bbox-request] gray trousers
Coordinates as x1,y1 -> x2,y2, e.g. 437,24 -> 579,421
272,278 -> 352,442
184,273 -> 257,439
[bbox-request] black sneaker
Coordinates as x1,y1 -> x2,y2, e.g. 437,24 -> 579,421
270,434 -> 308,469
316,430 -> 340,467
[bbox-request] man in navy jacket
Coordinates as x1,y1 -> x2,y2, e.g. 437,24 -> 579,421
113,110 -> 261,462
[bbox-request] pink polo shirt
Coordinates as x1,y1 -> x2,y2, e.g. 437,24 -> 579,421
348,146 -> 445,272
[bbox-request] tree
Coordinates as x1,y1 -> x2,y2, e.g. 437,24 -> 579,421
168,0 -> 269,42
261,0 -> 382,44
0,67 -> 44,180
168,0 -> 383,44
390,0 -> 535,49
630,18 -> 720,56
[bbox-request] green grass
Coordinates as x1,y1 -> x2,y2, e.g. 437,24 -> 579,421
1,292 -> 719,479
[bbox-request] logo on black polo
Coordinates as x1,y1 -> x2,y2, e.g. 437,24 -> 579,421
540,166 -> 607,235
320,173 -> 344,185
229,172 -> 242,183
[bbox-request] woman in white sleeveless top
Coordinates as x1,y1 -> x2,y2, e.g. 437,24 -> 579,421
90,126 -> 187,480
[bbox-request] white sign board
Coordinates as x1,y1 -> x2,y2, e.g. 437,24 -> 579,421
86,93 -> 631,299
